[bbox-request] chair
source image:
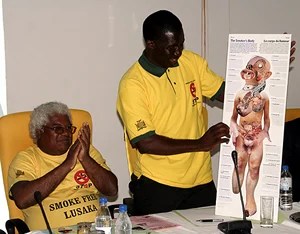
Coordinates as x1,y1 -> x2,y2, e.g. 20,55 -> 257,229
282,108 -> 300,202
5,219 -> 29,234
107,128 -> 135,219
107,126 -> 139,219
0,109 -> 92,230
285,108 -> 300,122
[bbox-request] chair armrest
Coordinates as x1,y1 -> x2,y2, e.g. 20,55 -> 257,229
108,197 -> 135,219
123,197 -> 134,216
108,204 -> 121,219
5,219 -> 30,234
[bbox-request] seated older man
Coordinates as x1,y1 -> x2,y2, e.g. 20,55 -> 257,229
8,101 -> 118,230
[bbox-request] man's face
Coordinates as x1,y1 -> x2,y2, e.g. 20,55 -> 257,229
37,114 -> 74,155
148,29 -> 185,68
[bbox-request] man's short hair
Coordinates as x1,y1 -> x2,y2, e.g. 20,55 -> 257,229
143,10 -> 183,41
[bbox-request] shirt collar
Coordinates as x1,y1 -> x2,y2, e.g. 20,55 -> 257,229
138,51 -> 179,77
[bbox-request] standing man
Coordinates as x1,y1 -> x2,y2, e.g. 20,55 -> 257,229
117,10 -> 230,215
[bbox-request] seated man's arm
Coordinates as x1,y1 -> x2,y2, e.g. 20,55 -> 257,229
79,145 -> 118,196
10,158 -> 74,209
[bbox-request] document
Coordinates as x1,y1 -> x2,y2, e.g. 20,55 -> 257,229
130,214 -> 180,231
215,34 -> 292,222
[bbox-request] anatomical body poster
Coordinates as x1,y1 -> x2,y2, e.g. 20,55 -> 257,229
215,34 -> 291,222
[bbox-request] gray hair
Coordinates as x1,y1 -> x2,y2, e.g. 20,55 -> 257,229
29,101 -> 72,143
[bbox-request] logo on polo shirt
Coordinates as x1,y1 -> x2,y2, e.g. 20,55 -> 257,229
74,170 -> 90,185
190,82 -> 199,106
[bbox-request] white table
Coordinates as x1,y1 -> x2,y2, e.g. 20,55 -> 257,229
30,203 -> 300,234
149,203 -> 300,234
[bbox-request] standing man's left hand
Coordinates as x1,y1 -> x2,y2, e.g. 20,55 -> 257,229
285,31 -> 296,63
290,40 -> 296,63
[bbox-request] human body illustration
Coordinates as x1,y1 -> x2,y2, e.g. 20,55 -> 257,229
230,56 -> 272,216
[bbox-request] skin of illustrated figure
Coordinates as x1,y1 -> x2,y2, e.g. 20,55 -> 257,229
230,56 -> 272,216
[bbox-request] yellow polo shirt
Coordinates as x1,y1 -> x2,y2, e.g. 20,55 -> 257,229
117,50 -> 224,188
8,145 -> 110,230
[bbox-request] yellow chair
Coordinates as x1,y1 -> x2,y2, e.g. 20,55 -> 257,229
0,109 -> 92,221
285,108 -> 300,122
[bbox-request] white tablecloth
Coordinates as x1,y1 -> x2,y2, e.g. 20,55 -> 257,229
151,203 -> 300,234
29,203 -> 300,234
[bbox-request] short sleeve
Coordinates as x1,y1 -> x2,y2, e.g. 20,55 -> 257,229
195,54 -> 224,98
89,144 -> 111,171
8,150 -> 37,190
117,67 -> 155,142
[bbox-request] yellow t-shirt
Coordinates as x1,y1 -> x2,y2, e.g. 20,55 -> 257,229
8,145 -> 110,230
117,50 -> 224,188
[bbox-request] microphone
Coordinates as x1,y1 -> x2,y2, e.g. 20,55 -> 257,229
34,191 -> 53,234
232,150 -> 247,220
217,150 -> 252,234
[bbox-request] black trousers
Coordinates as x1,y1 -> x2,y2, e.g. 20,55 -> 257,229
129,174 -> 217,215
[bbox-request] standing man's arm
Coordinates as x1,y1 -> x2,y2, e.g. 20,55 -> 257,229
135,122 -> 230,155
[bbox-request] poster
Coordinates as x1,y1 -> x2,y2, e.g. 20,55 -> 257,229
215,34 -> 292,222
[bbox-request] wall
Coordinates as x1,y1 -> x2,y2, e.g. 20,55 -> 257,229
1,0 -> 202,228
1,0 -> 300,230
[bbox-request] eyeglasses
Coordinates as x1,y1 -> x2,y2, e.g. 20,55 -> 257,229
43,125 -> 77,135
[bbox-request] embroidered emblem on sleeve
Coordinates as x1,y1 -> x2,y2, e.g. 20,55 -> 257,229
15,170 -> 25,178
135,119 -> 147,131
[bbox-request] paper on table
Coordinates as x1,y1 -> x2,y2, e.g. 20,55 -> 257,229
130,215 -> 180,231
149,226 -> 198,233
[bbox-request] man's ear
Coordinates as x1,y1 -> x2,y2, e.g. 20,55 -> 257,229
36,129 -> 43,140
146,40 -> 155,49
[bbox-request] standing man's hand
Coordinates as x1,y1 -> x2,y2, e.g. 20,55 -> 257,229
284,32 -> 296,63
199,122 -> 230,151
290,40 -> 296,63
